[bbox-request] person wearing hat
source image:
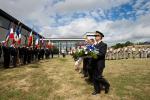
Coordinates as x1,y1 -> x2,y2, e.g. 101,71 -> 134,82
27,47 -> 32,64
10,44 -> 18,67
2,42 -> 11,68
22,45 -> 28,65
92,31 -> 110,95
0,42 -> 2,59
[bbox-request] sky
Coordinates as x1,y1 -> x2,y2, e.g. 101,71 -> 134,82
0,0 -> 150,45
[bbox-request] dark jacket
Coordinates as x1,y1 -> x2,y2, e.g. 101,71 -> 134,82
0,46 -> 2,58
94,41 -> 107,68
10,47 -> 18,57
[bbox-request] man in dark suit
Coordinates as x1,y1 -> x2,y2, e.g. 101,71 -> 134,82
2,44 -> 10,68
83,57 -> 89,77
38,48 -> 41,60
45,48 -> 50,59
40,48 -> 45,59
10,44 -> 18,67
92,31 -> 110,95
0,43 -> 2,59
87,39 -> 95,82
34,47 -> 38,61
50,48 -> 54,58
30,47 -> 34,62
18,47 -> 23,65
22,46 -> 28,65
27,47 -> 32,64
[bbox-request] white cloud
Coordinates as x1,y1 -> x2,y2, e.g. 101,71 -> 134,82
105,13 -> 150,43
41,17 -> 98,38
0,0 -> 131,29
0,0 -> 150,46
52,0 -> 130,13
41,13 -> 150,45
133,0 -> 144,9
0,0 -> 47,20
133,0 -> 150,16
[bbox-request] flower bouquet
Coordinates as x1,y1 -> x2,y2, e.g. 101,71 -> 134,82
73,45 -> 99,71
73,45 -> 99,59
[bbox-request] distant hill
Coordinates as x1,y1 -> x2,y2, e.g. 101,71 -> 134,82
137,41 -> 150,45
111,41 -> 150,49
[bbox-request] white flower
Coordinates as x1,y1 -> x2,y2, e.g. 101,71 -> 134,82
85,51 -> 88,54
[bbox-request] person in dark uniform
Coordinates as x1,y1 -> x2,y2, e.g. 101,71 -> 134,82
41,48 -> 45,59
32,47 -> 35,61
23,46 -> 28,65
50,48 -> 54,58
48,48 -> 50,58
10,44 -> 18,67
83,39 -> 95,78
45,48 -> 50,59
2,44 -> 10,68
18,47 -> 23,65
38,48 -> 41,60
83,58 -> 89,77
30,47 -> 34,62
10,44 -> 17,67
92,31 -> 110,95
27,47 -> 32,64
87,39 -> 95,82
34,47 -> 38,61
0,43 -> 2,59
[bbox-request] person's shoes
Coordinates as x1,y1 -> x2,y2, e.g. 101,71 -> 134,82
105,85 -> 110,94
92,91 -> 100,95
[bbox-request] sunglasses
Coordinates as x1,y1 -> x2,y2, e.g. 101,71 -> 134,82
95,35 -> 100,37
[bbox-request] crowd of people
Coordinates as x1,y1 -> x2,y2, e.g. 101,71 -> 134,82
72,31 -> 150,95
106,46 -> 150,60
0,42 -> 54,68
74,31 -> 110,95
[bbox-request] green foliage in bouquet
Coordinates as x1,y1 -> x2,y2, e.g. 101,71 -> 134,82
72,49 -> 85,60
78,49 -> 85,57
87,51 -> 98,59
72,49 -> 98,60
72,52 -> 79,60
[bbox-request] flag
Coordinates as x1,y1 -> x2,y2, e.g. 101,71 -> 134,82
9,28 -> 14,39
51,42 -> 54,48
42,37 -> 44,44
35,34 -> 39,48
25,35 -> 28,46
14,31 -> 18,42
18,33 -> 21,44
32,33 -> 34,46
12,38 -> 16,45
41,37 -> 45,48
28,31 -> 33,46
46,40 -> 51,48
48,40 -> 50,45
17,26 -> 22,44
5,29 -> 10,42
13,25 -> 21,44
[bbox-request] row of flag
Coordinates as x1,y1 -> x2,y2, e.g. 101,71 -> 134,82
5,26 -> 22,44
4,25 -> 54,48
5,25 -> 32,46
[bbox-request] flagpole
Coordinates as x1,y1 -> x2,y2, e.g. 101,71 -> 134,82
32,25 -> 35,47
14,22 -> 20,45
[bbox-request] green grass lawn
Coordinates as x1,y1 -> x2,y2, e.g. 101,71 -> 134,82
0,56 -> 149,100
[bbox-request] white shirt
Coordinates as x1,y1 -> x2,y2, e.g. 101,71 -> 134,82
132,48 -> 136,52
124,47 -> 128,51
95,40 -> 102,45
